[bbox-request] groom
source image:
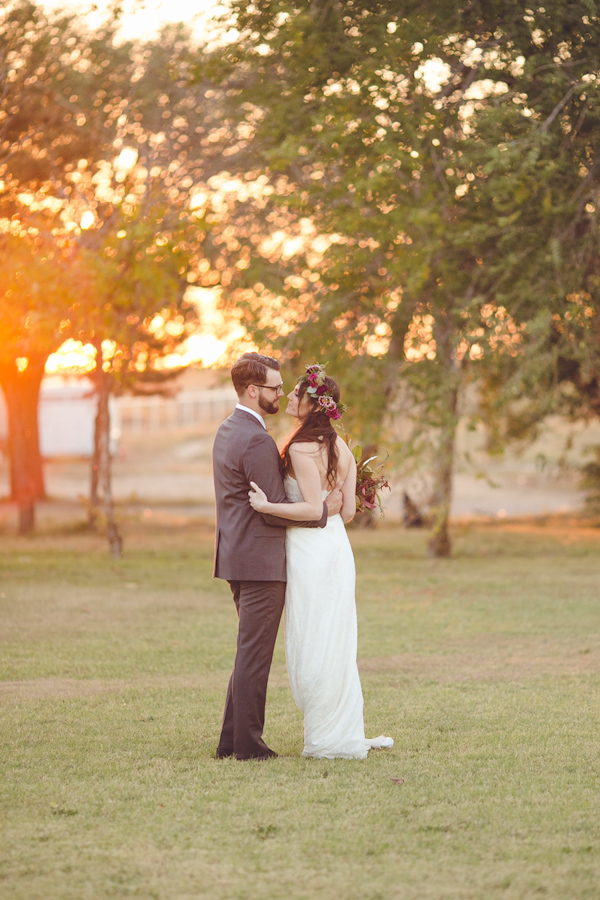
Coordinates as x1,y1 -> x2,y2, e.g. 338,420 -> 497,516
213,352 -> 342,760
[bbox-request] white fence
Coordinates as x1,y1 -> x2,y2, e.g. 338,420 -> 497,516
116,387 -> 236,433
0,380 -> 237,458
0,377 -> 109,458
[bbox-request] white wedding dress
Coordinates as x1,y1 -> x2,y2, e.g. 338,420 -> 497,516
284,475 -> 394,759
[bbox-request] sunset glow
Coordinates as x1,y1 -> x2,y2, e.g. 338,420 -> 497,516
80,210 -> 95,230
43,335 -> 231,374
43,288 -> 238,374
45,340 -> 97,374
40,0 -> 224,40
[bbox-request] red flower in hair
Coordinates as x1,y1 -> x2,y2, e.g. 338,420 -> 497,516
301,363 -> 346,419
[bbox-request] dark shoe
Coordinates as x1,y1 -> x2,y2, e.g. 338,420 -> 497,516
216,748 -> 233,759
236,748 -> 278,761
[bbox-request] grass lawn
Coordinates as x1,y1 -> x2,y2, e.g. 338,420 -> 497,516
1,516 -> 600,900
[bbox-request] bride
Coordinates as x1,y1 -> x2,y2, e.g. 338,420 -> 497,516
248,364 -> 393,759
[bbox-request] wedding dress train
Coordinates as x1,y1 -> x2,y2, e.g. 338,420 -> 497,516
284,476 -> 394,759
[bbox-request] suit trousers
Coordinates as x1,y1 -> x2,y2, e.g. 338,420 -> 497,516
217,579 -> 286,759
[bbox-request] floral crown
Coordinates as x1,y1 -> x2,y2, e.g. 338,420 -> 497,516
299,363 -> 346,421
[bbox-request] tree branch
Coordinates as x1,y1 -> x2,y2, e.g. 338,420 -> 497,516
539,83 -> 577,132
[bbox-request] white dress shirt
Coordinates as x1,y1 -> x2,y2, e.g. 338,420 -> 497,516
235,402 -> 266,430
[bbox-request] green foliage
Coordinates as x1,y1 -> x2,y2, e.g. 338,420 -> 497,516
75,196 -> 200,393
0,0 -> 132,370
0,3 -> 219,387
0,1 -> 217,528
0,231 -> 79,370
203,2 -> 599,370
61,19 -> 221,389
196,1 -> 600,553
197,0 -> 600,425
0,0 -> 125,206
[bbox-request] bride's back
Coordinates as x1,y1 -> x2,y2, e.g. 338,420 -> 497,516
289,436 -> 354,492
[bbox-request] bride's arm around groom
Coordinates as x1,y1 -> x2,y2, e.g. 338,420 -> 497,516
212,352 -> 342,760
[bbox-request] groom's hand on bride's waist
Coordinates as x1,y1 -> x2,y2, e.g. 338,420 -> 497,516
325,481 -> 344,517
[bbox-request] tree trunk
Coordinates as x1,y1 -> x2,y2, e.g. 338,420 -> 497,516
0,355 -> 47,534
96,371 -> 123,558
88,396 -> 101,531
426,383 -> 459,558
427,310 -> 461,559
88,336 -> 103,531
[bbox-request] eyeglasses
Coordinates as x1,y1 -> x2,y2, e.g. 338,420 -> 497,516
252,383 -> 285,396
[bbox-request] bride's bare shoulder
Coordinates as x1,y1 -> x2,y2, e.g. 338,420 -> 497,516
333,436 -> 356,482
335,436 -> 354,462
289,441 -> 321,457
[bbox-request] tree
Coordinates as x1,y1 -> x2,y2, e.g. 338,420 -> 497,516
0,0 -> 119,206
197,0 -> 600,555
453,3 -> 600,468
0,0 -> 137,529
0,3 -> 214,541
74,193 -> 199,554
62,22 -> 219,553
0,230 -> 78,531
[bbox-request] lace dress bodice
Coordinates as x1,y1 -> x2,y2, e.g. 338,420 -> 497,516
284,474 -> 329,503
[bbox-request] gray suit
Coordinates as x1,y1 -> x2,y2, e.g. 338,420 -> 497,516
213,408 -> 326,758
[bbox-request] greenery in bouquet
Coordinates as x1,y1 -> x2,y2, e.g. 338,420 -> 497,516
350,444 -> 391,516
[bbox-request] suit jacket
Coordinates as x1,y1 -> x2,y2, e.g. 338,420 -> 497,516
213,408 -> 326,581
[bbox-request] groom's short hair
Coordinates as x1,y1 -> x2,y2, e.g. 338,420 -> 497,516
231,352 -> 280,396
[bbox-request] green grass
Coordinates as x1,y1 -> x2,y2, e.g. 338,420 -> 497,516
1,520 -> 600,900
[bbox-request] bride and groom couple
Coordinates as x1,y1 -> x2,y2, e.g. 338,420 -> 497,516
212,352 -> 393,760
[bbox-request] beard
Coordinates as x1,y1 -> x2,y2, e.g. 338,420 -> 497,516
258,393 -> 279,416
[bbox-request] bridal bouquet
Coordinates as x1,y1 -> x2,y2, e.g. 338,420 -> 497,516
351,444 -> 391,515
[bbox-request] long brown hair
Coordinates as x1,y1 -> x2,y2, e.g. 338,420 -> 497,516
282,376 -> 341,487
